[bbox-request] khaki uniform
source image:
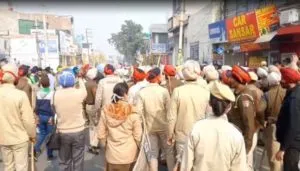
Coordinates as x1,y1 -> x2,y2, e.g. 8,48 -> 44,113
228,87 -> 257,169
16,77 -> 33,106
164,76 -> 183,95
264,85 -> 286,171
95,75 -> 123,111
181,115 -> 247,171
167,81 -> 210,161
0,83 -> 36,171
136,83 -> 175,171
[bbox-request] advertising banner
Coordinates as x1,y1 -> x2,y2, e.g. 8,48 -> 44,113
255,5 -> 280,36
240,42 -> 270,52
248,56 -> 267,68
226,11 -> 259,42
208,20 -> 227,42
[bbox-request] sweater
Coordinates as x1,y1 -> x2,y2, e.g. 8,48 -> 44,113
54,78 -> 87,133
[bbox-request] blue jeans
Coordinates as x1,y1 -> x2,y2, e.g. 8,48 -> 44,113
34,115 -> 54,157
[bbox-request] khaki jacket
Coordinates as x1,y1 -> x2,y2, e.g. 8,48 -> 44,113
136,83 -> 170,133
266,85 -> 286,121
95,75 -> 123,110
165,76 -> 183,95
0,84 -> 36,145
167,81 -> 210,143
98,101 -> 142,164
228,87 -> 256,153
16,76 -> 33,105
181,115 -> 247,171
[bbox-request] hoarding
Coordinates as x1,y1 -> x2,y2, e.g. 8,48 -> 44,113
208,20 -> 227,42
226,11 -> 259,42
255,5 -> 280,36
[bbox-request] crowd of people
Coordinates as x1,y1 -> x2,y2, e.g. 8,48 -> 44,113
0,54 -> 300,171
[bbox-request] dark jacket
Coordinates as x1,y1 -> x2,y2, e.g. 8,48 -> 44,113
276,85 -> 300,151
35,89 -> 54,117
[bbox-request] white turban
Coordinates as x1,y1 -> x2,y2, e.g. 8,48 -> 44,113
203,65 -> 215,75
268,65 -> 280,74
267,72 -> 281,86
86,68 -> 98,80
182,60 -> 201,81
221,65 -> 232,72
1,64 -> 18,83
205,69 -> 219,81
257,67 -> 268,78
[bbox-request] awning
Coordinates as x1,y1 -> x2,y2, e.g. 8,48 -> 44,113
254,31 -> 277,43
278,25 -> 300,35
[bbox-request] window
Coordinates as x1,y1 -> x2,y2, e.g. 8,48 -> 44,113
19,19 -> 43,34
190,42 -> 199,61
158,33 -> 168,44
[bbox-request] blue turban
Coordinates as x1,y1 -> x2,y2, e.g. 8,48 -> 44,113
59,71 -> 75,88
97,64 -> 105,73
72,66 -> 79,76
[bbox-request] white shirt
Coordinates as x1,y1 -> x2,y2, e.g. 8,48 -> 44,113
128,80 -> 148,105
47,73 -> 55,90
181,115 -> 247,171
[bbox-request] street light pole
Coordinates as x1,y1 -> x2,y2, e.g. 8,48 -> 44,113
85,28 -> 90,64
177,0 -> 185,66
34,18 -> 42,67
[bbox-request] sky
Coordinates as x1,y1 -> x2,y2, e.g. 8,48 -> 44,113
12,1 -> 172,56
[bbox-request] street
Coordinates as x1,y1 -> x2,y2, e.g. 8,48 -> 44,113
0,129 -> 270,171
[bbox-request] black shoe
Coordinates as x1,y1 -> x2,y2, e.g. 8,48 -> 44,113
88,147 -> 99,155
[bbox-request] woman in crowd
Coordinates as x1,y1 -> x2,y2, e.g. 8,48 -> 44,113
54,71 -> 87,171
98,82 -> 142,171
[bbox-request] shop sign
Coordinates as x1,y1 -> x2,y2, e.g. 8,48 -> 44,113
240,42 -> 270,52
255,5 -> 280,36
226,12 -> 259,42
208,20 -> 227,42
249,56 -> 267,68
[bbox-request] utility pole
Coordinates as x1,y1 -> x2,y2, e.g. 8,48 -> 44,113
177,0 -> 185,66
43,14 -> 48,68
85,28 -> 92,64
34,18 -> 42,67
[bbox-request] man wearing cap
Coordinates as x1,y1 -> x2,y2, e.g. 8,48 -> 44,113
263,72 -> 286,171
0,64 -> 36,171
167,60 -> 210,168
128,67 -> 148,105
136,67 -> 175,171
84,68 -> 100,154
226,65 -> 257,170
95,64 -> 123,111
163,65 -> 183,95
276,67 -> 300,171
181,81 -> 247,171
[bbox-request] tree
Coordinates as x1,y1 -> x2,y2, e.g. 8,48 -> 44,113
108,20 -> 146,64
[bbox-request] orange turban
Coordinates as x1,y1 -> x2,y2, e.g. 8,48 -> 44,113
280,67 -> 300,84
232,65 -> 251,84
133,68 -> 146,82
164,65 -> 176,77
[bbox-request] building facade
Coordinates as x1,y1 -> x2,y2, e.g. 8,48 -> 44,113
0,8 -> 75,69
208,0 -> 300,67
168,0 -> 223,65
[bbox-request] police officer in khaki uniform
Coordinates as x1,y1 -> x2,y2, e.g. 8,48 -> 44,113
163,65 -> 183,95
225,65 -> 257,170
264,72 -> 286,171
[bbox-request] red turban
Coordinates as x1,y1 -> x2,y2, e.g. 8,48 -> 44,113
232,65 -> 251,84
164,65 -> 176,77
146,67 -> 161,83
280,67 -> 300,84
104,64 -> 115,75
221,70 -> 232,86
133,68 -> 146,82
